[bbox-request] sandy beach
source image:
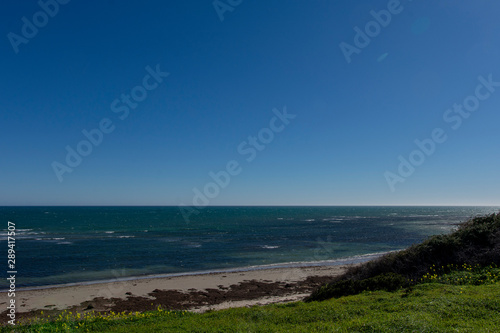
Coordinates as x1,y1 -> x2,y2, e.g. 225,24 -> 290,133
1,264 -> 356,324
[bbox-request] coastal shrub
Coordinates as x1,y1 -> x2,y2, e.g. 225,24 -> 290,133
420,263 -> 500,286
308,213 -> 500,302
307,272 -> 408,302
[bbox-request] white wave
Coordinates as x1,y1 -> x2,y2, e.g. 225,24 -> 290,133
104,231 -> 115,234
261,245 -> 279,249
3,230 -> 46,240
30,237 -> 64,241
408,214 -> 440,217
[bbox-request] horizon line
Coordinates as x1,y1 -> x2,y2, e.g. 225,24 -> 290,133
2,204 -> 499,208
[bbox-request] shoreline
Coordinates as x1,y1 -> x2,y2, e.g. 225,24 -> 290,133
1,263 -> 362,323
9,251 -> 391,292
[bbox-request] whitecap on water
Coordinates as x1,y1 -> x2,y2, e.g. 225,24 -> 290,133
7,230 -> 46,240
261,245 -> 279,249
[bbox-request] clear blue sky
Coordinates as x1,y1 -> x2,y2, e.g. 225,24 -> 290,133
1,0 -> 499,206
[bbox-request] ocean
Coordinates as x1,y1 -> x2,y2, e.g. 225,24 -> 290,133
1,206 -> 498,289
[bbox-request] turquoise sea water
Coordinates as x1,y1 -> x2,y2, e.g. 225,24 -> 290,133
1,206 -> 498,289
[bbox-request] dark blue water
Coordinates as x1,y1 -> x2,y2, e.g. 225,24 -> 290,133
0,206 -> 498,288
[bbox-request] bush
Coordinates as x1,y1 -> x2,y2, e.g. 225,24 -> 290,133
308,213 -> 500,302
306,272 -> 408,302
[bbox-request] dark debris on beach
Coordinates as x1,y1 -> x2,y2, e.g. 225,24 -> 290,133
1,275 -> 332,325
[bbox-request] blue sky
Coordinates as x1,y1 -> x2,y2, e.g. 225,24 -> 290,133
1,0 -> 499,206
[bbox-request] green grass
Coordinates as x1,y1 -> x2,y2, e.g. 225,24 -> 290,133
420,263 -> 500,285
3,279 -> 500,332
